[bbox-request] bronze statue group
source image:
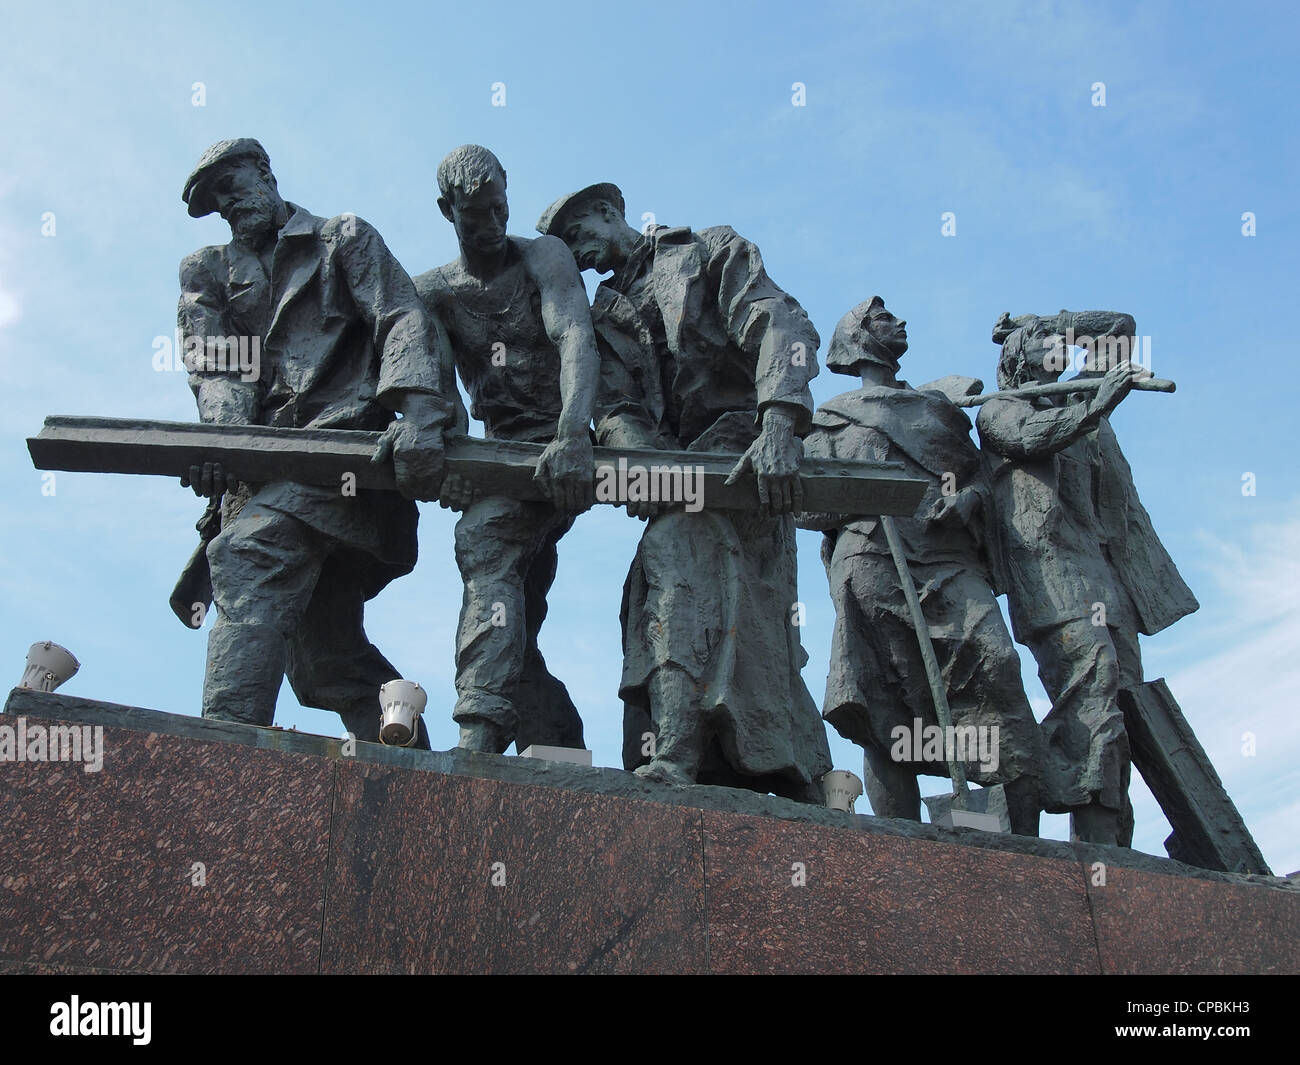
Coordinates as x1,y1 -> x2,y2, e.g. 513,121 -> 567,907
176,139 -> 1196,848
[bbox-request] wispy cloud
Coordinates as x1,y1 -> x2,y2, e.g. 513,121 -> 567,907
1132,502 -> 1300,874
0,282 -> 19,329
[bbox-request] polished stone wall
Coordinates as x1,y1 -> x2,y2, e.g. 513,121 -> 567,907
2,689 -> 1295,974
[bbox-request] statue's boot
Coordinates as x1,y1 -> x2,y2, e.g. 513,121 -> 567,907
1002,775 -> 1042,837
773,775 -> 827,806
862,743 -> 921,820
458,717 -> 510,753
201,620 -> 286,726
1070,799 -> 1122,845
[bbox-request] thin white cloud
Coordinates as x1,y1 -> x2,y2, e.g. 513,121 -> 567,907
0,282 -> 19,329
1152,503 -> 1300,874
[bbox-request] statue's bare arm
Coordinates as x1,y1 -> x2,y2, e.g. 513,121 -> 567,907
527,236 -> 599,512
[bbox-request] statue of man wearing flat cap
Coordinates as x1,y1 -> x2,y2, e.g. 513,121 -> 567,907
798,296 -> 1043,834
177,137 -> 463,746
538,182 -> 831,802
411,145 -> 601,754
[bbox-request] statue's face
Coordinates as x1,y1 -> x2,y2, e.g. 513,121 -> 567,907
1029,327 -> 1066,384
560,204 -> 622,273
866,308 -> 908,357
446,181 -> 509,256
209,158 -> 283,248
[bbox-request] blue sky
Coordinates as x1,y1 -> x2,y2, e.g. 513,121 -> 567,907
2,0 -> 1297,873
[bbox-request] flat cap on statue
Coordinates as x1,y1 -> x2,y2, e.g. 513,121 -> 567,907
536,182 -> 625,237
182,138 -> 271,218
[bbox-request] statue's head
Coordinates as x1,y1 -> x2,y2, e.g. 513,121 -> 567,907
826,296 -> 908,377
993,312 -> 1061,390
183,139 -> 285,249
437,145 -> 509,256
536,183 -> 628,273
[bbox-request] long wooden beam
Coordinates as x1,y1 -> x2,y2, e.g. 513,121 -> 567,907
1121,679 -> 1272,875
27,416 -> 927,516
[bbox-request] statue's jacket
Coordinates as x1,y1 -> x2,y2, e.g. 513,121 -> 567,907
808,385 -> 997,574
590,224 -> 832,787
590,225 -> 818,452
976,395 -> 1198,644
178,203 -> 460,597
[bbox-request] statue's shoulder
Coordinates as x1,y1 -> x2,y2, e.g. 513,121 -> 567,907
812,390 -> 871,427
916,374 -> 984,405
974,393 -> 1035,441
318,211 -> 371,243
699,224 -> 764,253
412,261 -> 457,307
693,224 -> 746,251
696,224 -> 738,243
520,233 -> 580,280
178,245 -> 227,288
319,211 -> 410,269
694,226 -> 767,274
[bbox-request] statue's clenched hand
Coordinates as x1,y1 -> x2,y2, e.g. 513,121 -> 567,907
924,486 -> 979,528
373,419 -> 447,502
439,472 -> 478,512
626,498 -> 670,521
725,407 -> 803,515
534,433 -> 595,513
1090,361 -> 1149,417
180,461 -> 237,499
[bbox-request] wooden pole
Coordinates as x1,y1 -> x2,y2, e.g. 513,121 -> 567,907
880,514 -> 969,802
955,376 -> 1176,407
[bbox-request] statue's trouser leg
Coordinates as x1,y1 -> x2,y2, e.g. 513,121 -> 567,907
203,507 -> 324,726
1109,609 -> 1144,848
862,743 -> 921,820
623,700 -> 653,771
951,591 -> 1043,837
451,497 -> 571,752
1001,777 -> 1041,838
621,550 -> 653,772
637,664 -> 705,785
824,559 -> 914,813
1116,786 -> 1135,849
283,555 -> 429,750
1032,618 -> 1129,845
511,519 -> 584,751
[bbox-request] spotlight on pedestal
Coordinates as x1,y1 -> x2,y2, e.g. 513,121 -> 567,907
19,641 -> 80,693
378,679 -> 426,747
822,769 -> 864,813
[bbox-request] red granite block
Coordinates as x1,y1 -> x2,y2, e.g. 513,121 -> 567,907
1086,864 -> 1300,974
321,762 -> 708,973
702,811 -> 1100,973
0,720 -> 331,973
0,960 -> 129,974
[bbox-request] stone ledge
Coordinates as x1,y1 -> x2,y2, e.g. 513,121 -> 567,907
6,687 -> 1292,893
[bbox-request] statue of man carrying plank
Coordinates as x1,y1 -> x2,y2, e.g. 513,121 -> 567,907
539,182 -> 832,802
176,138 -> 462,746
412,145 -> 601,754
